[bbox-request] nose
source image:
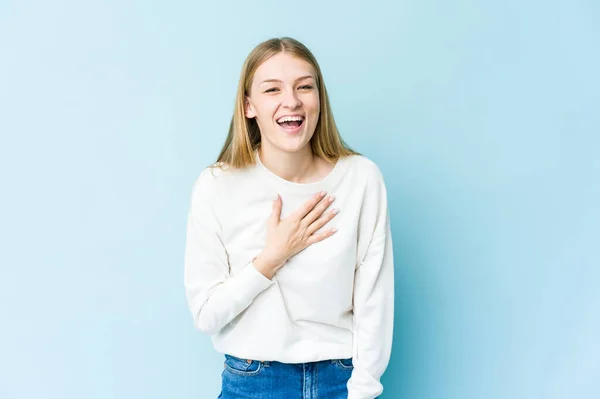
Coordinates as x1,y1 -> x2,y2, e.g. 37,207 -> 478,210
282,88 -> 301,109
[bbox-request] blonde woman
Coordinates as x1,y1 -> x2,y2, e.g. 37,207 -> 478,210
184,37 -> 394,399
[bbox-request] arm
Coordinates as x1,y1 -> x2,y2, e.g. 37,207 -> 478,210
347,165 -> 395,399
184,168 -> 274,335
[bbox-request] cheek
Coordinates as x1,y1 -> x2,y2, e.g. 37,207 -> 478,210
259,99 -> 280,116
253,102 -> 277,123
309,99 -> 320,121
299,93 -> 319,114
309,94 -> 320,113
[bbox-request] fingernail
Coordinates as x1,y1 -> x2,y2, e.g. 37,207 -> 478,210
331,228 -> 338,233
328,195 -> 335,202
320,191 -> 327,197
332,208 -> 339,214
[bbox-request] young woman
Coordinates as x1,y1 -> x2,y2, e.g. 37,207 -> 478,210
184,37 -> 394,399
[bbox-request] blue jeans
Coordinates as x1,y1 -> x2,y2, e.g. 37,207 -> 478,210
218,354 -> 354,399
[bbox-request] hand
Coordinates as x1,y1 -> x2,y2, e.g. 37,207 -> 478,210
253,191 -> 339,279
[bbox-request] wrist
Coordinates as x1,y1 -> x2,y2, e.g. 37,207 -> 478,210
253,253 -> 285,279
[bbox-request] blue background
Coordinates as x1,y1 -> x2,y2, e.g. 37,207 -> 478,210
1,1 -> 598,398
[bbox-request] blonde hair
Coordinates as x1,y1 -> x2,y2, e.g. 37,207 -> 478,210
214,37 -> 359,169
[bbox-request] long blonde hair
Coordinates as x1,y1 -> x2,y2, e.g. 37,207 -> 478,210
214,37 -> 358,169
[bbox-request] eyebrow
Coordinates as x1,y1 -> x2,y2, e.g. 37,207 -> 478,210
260,75 -> 315,85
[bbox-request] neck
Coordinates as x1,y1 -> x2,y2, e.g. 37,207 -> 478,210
258,144 -> 317,184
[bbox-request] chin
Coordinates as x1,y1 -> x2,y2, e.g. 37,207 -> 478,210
267,140 -> 308,154
262,127 -> 315,154
265,134 -> 307,152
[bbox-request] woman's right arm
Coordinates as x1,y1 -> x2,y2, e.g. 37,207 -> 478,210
184,169 -> 273,334
184,168 -> 338,335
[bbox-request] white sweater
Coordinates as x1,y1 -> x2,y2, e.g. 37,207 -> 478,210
184,149 -> 394,399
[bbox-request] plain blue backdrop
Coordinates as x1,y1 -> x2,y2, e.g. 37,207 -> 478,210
1,0 -> 598,398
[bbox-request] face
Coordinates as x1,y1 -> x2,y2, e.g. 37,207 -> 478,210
245,52 -> 320,155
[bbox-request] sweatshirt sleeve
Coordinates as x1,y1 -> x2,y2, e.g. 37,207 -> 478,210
347,163 -> 395,399
184,167 -> 274,335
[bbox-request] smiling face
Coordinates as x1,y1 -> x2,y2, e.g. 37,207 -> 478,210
245,52 -> 320,155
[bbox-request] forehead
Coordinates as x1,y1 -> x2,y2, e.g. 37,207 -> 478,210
253,52 -> 316,83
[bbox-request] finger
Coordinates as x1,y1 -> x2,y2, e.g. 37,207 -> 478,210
303,195 -> 335,226
269,194 -> 282,225
306,207 -> 339,236
305,227 -> 338,246
289,191 -> 326,220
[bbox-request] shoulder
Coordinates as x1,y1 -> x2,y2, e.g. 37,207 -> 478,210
192,162 -> 244,188
190,162 -> 258,200
343,153 -> 386,183
188,164 -> 238,216
190,164 -> 228,201
192,165 -> 220,192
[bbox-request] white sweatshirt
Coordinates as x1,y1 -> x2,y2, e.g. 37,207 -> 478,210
184,149 -> 394,399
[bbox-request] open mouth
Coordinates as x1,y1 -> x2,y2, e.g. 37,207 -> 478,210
276,115 -> 305,134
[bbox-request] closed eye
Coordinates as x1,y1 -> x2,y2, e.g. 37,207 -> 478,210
264,85 -> 313,93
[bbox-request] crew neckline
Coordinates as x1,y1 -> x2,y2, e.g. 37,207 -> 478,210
254,148 -> 350,195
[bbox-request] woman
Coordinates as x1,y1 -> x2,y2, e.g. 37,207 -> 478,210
184,37 -> 394,399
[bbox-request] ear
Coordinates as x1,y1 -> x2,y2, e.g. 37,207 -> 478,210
245,97 -> 256,118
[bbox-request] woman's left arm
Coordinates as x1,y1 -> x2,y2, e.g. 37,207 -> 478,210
347,163 -> 395,399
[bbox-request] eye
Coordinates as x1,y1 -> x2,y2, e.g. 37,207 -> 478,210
265,87 -> 279,93
299,85 -> 313,90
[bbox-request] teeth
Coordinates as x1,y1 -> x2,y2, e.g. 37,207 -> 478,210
277,115 -> 304,123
